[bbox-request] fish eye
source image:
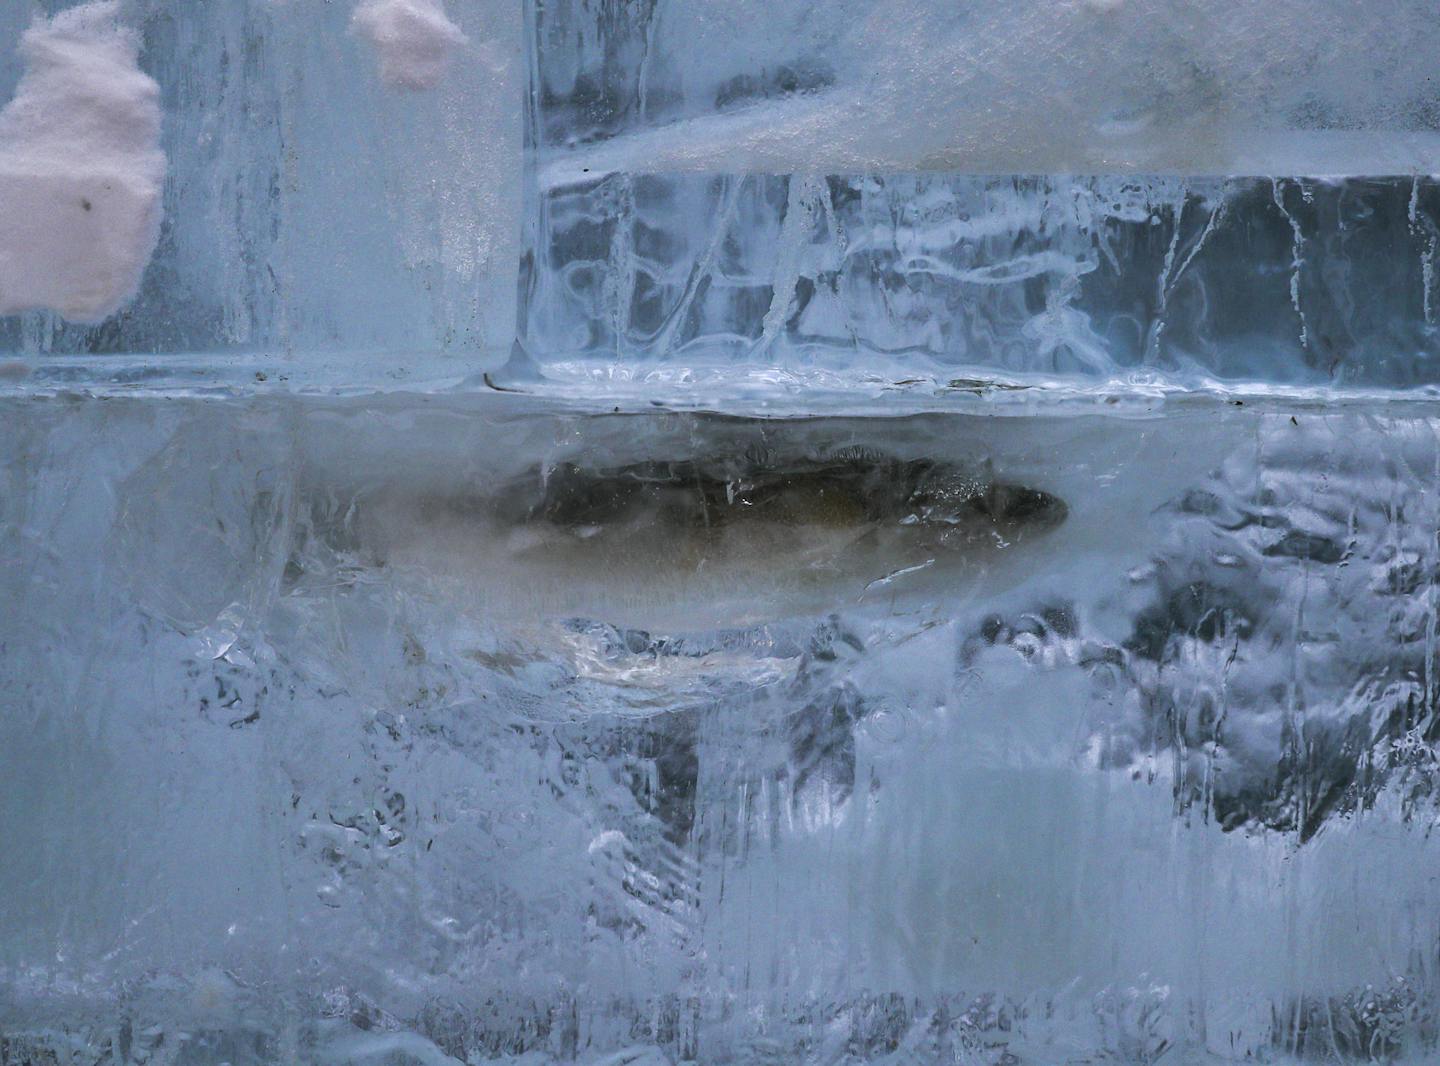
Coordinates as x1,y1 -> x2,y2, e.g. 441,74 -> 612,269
998,486 -> 1064,522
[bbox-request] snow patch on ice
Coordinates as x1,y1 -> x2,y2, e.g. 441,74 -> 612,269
351,0 -> 468,91
0,1 -> 165,324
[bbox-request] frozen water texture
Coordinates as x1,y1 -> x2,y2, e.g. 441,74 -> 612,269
7,0 -> 1440,1062
525,174 -> 1440,388
0,0 -> 1437,377
516,0 -> 1440,392
534,0 -> 1440,179
6,393 -> 1440,1062
0,2 -> 164,322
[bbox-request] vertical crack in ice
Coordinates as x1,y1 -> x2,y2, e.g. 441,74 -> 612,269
605,174 -> 638,356
1426,236 -> 1437,329
1145,193 -> 1187,362
1168,196 -> 1225,295
1426,440 -> 1440,725
756,173 -> 825,354
1146,189 -> 1227,362
1271,177 -> 1310,352
1407,177 -> 1439,328
636,0 -> 665,122
649,175 -> 742,357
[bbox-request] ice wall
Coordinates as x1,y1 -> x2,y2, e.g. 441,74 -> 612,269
534,0 -> 1440,178
6,394 -> 1440,1062
2,1 -> 1439,385
526,174 -> 1440,388
515,0 -> 1440,393
6,4 -> 1440,1060
0,0 -> 522,362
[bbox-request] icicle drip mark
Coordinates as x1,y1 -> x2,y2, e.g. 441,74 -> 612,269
756,174 -> 827,354
1271,178 -> 1310,352
605,174 -> 638,357
1408,177 -> 1437,329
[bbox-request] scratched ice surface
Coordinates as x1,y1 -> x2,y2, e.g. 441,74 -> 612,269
8,2 -> 1440,1065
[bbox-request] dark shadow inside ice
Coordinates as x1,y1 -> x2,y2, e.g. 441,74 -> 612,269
343,434 -> 1070,629
494,449 -> 1068,545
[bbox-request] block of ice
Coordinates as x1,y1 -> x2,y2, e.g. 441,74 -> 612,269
5,394 -> 1440,1062
535,0 -> 1440,177
524,174 -> 1440,389
0,0 -> 522,364
7,0 -> 1440,1062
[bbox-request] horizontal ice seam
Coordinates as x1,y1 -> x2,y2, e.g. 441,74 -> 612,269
541,123 -> 1440,188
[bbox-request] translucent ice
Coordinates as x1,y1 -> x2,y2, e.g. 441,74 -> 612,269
536,0 -> 1440,178
6,395 -> 1440,1061
0,0 -> 522,361
7,0 -> 1440,1062
525,174 -> 1440,388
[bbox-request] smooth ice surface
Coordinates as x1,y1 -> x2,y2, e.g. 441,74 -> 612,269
6,392 -> 1440,1062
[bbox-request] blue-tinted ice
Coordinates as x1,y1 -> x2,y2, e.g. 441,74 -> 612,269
6,1 -> 1440,1064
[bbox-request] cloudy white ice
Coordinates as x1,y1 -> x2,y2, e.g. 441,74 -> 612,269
5,1 -> 1440,1064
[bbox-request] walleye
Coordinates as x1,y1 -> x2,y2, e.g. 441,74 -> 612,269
503,451 -> 1066,548
363,450 -> 1068,628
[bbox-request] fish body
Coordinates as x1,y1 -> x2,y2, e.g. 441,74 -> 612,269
513,453 -> 1066,546
359,451 -> 1070,629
